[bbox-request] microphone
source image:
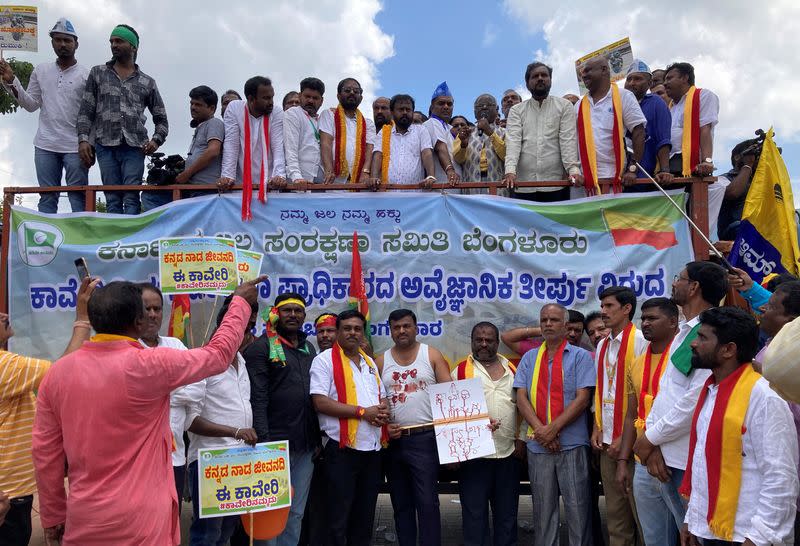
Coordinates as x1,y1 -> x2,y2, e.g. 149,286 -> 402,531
478,112 -> 487,137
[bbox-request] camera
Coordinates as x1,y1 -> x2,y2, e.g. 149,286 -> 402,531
146,153 -> 185,186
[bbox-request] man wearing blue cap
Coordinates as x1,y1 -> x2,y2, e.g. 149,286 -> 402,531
0,18 -> 89,213
422,82 -> 462,187
77,24 -> 169,215
623,60 -> 674,192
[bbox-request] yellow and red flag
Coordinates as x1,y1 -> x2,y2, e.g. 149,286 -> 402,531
168,294 -> 192,347
348,231 -> 371,342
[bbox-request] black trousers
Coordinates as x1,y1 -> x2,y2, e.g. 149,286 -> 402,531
0,495 -> 33,546
457,456 -> 520,546
323,441 -> 382,546
512,186 -> 571,202
300,454 -> 328,546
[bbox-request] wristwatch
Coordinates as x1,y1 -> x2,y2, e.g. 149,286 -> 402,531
628,165 -> 637,173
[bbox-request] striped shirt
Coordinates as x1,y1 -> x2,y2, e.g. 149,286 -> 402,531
0,350 -> 51,498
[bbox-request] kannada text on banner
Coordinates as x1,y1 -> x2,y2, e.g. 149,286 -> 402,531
158,236 -> 238,295
0,5 -> 37,52
237,249 -> 264,284
575,37 -> 633,95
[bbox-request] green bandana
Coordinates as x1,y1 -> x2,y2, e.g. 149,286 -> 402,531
111,25 -> 139,49
671,323 -> 701,376
260,307 -> 310,366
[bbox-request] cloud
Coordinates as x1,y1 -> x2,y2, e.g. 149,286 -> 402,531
482,24 -> 497,48
0,0 -> 394,205
504,0 -> 800,169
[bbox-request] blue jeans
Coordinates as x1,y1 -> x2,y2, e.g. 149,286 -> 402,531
262,450 -> 315,546
633,463 -> 687,546
188,461 -> 240,546
34,147 -> 88,213
141,189 -> 173,211
95,142 -> 144,214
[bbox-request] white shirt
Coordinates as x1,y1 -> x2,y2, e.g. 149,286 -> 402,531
594,326 -> 648,445
318,108 -> 376,184
422,117 -> 463,182
2,61 -> 89,153
669,88 -> 719,158
374,124 -> 432,185
685,377 -> 798,545
505,95 -> 581,192
184,353 -> 252,464
645,316 -> 712,469
138,336 -> 190,466
575,86 -> 647,178
310,348 -> 386,451
283,105 -> 322,182
220,99 -> 285,182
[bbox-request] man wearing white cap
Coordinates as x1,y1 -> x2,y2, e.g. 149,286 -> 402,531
0,18 -> 89,213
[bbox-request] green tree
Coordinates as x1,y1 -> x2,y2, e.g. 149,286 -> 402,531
95,198 -> 107,213
0,58 -> 34,114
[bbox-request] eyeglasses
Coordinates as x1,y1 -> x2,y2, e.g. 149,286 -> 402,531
340,87 -> 363,95
673,274 -> 696,283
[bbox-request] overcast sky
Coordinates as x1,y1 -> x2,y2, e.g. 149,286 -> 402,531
2,0 -> 799,207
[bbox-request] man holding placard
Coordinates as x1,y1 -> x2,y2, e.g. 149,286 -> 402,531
515,304 -> 596,546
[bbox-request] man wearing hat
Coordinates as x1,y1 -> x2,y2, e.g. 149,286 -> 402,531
0,18 -> 89,213
623,59 -> 674,192
422,81 -> 462,187
76,24 -> 169,215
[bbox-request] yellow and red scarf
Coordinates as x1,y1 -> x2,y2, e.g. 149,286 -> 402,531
333,105 -> 367,184
577,83 -> 626,195
527,339 -> 567,436
330,342 -> 389,448
455,354 -> 516,379
242,105 -> 270,221
634,342 -> 672,430
679,364 -> 760,541
680,86 -> 702,176
595,322 -> 637,441
380,123 -> 392,184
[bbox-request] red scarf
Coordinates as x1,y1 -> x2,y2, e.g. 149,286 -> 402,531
680,86 -> 702,176
241,105 -> 270,221
532,339 -> 568,424
595,322 -> 636,441
333,106 -> 367,183
456,355 -> 516,379
635,341 -> 672,429
576,83 -> 626,195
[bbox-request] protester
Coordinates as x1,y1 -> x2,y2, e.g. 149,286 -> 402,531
632,261 -> 728,545
501,309 -> 586,356
576,56 -> 646,196
515,304 -> 595,546
650,69 -> 666,88
615,297 -> 679,546
584,310 -> 610,350
623,60 -> 673,190
310,310 -> 389,546
284,77 -> 325,185
320,77 -> 376,185
370,94 -> 436,189
77,24 -> 168,215
243,292 -> 319,546
423,81 -> 462,186
314,312 -> 338,352
454,94 -> 506,192
651,84 -> 669,106
412,111 -> 428,124
32,277 -> 263,545
592,286 -> 648,546
372,96 -> 391,132
0,18 -> 89,213
503,62 -> 581,201
716,138 -> 758,240
377,309 -> 450,546
220,89 -> 241,117
0,277 -> 95,545
454,322 -> 524,546
680,307 -> 798,546
282,91 -> 300,110
450,115 -> 470,136
562,93 -> 579,105
499,89 -> 522,128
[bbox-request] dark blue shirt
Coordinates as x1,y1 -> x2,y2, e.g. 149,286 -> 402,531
635,93 -> 672,176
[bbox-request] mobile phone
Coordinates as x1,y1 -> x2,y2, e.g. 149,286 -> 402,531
74,258 -> 90,281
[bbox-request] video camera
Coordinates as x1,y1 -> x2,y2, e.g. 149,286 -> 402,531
146,153 -> 185,186
731,129 -> 781,172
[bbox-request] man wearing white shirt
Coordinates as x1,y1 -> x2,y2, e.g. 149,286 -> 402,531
634,261 -> 728,543
218,76 -> 286,193
680,307 -> 798,546
310,310 -> 389,546
284,77 -> 325,186
370,94 -> 436,189
422,81 -> 462,188
0,18 -> 89,213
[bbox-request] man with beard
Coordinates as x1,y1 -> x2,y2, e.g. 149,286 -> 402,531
423,81 -> 462,186
320,77 -> 376,185
633,261 -> 728,545
680,307 -> 797,546
243,293 -> 319,546
576,56 -> 646,196
284,77 -> 326,186
499,89 -> 521,128
77,24 -> 169,214
370,94 -> 436,189
373,97 -> 391,132
377,309 -> 450,546
454,94 -> 506,191
0,18 -> 89,213
504,62 -> 582,202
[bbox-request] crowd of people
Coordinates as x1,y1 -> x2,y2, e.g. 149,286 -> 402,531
0,19 -> 759,239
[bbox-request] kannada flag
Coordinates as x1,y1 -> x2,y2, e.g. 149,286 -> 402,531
348,231 -> 371,343
168,294 -> 192,347
730,128 -> 800,283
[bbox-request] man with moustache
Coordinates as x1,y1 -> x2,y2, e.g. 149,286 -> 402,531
220,90 -> 241,117
423,81 -> 462,186
284,77 -> 326,186
282,91 -> 300,111
370,94 -> 436,189
0,18 -> 89,213
243,293 -> 318,546
314,312 -> 338,352
373,97 -> 392,132
584,311 -> 610,351
454,94 -> 506,191
650,69 -> 666,89
504,62 -> 582,202
499,89 -> 522,128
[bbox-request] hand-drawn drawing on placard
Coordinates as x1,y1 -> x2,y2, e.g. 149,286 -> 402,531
428,378 -> 496,464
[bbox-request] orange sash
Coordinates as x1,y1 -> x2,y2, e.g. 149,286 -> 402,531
577,83 -> 626,195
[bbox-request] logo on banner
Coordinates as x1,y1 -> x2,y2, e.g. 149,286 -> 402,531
17,221 -> 63,266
